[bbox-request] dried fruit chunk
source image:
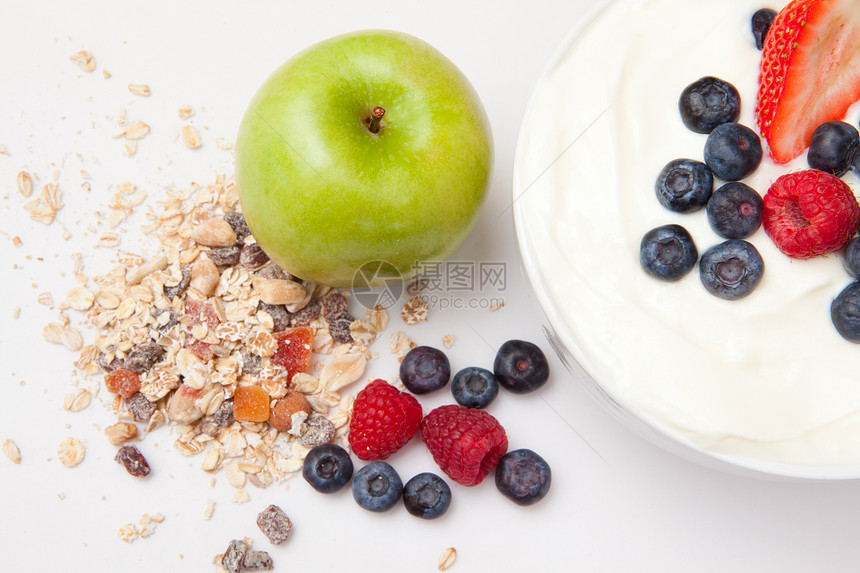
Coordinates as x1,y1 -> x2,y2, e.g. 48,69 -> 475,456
298,414 -> 336,447
126,392 -> 156,422
270,327 -> 313,381
125,342 -> 165,373
221,539 -> 248,573
233,385 -> 270,422
105,368 -> 142,398
256,504 -> 292,545
183,299 -> 220,360
115,444 -> 151,477
269,392 -> 311,432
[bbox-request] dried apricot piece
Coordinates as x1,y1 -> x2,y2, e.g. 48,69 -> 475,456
105,368 -> 141,398
270,327 -> 313,381
233,385 -> 270,422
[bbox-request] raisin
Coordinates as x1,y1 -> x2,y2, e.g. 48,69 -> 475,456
254,262 -> 291,281
212,400 -> 235,427
328,314 -> 354,344
322,292 -> 351,321
154,308 -> 179,333
298,414 -> 336,447
270,327 -> 313,381
206,246 -> 241,266
126,392 -> 156,422
240,244 -> 269,270
115,445 -> 151,477
259,302 -> 291,332
221,539 -> 248,573
233,385 -> 270,422
99,352 -> 126,372
223,211 -> 250,243
243,551 -> 274,571
269,392 -> 312,432
163,265 -> 191,300
125,342 -> 165,373
105,368 -> 141,398
239,351 -> 262,374
290,299 -> 320,327
256,504 -> 292,545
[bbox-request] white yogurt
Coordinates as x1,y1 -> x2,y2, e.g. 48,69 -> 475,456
515,0 -> 860,476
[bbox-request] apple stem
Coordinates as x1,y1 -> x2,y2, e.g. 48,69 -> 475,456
365,106 -> 385,134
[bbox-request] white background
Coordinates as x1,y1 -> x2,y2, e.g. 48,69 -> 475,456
1,0 -> 860,571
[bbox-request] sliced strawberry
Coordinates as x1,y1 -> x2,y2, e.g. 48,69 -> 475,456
755,0 -> 860,164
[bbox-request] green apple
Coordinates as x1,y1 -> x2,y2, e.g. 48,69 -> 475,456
235,30 -> 493,287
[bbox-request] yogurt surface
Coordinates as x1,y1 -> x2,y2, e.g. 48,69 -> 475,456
515,0 -> 860,475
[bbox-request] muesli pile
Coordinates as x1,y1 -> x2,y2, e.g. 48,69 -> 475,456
60,173 -> 395,491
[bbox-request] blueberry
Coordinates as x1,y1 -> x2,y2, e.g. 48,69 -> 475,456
844,237 -> 860,278
352,461 -> 403,512
751,8 -> 778,50
493,339 -> 550,394
402,472 -> 451,519
699,240 -> 764,300
808,121 -> 859,177
832,281 -> 860,342
640,224 -> 698,281
302,444 -> 354,494
451,366 -> 499,409
494,449 -> 551,506
706,182 -> 763,239
399,346 -> 451,394
678,76 -> 741,134
655,158 -> 714,212
703,122 -> 763,181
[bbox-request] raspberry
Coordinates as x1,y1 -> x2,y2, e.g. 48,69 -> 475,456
762,170 -> 860,259
348,379 -> 422,461
420,404 -> 508,487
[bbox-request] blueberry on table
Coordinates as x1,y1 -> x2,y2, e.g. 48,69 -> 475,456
831,281 -> 860,342
352,461 -> 403,512
302,444 -> 354,493
752,8 -> 778,50
808,121 -> 859,177
655,158 -> 714,213
403,472 -> 452,519
640,224 -> 698,281
678,76 -> 741,134
399,346 -> 451,394
451,366 -> 499,409
495,448 -> 552,506
843,237 -> 860,278
704,122 -> 763,181
699,240 -> 764,300
706,182 -> 763,239
493,340 -> 550,394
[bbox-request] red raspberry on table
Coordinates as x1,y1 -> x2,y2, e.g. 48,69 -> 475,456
348,379 -> 422,461
420,404 -> 508,487
762,169 -> 860,259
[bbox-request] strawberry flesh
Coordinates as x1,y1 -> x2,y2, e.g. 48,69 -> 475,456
756,0 -> 860,164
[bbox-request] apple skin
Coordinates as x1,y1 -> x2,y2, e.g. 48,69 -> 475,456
235,30 -> 493,287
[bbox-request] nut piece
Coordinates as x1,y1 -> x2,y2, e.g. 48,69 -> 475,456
3,439 -> 21,464
190,218 -> 237,247
189,254 -> 220,296
269,392 -> 312,432
58,437 -> 86,467
438,548 -> 457,571
105,422 -> 138,445
256,504 -> 292,545
253,278 -> 307,306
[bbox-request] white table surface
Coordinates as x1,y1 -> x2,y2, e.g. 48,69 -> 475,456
2,0 -> 860,571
